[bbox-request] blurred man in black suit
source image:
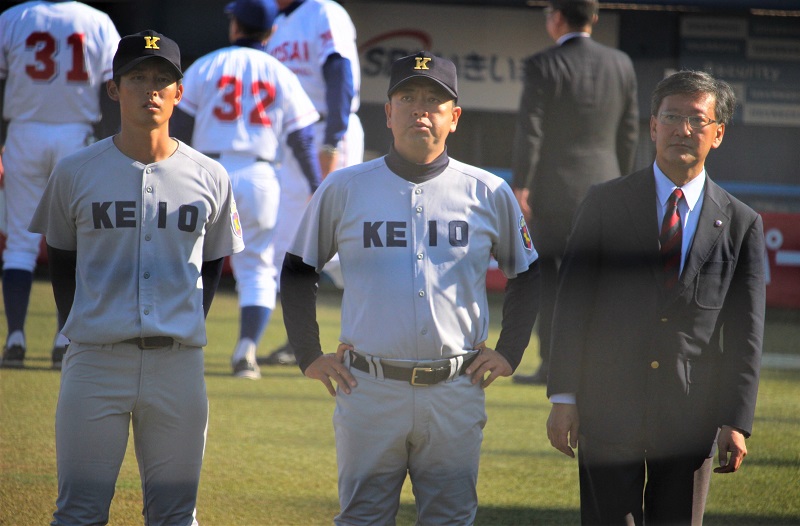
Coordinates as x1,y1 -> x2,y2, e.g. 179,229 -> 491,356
512,0 -> 639,385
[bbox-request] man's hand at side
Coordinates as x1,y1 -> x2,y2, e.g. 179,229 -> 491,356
547,403 -> 580,458
513,187 -> 532,223
715,425 -> 748,473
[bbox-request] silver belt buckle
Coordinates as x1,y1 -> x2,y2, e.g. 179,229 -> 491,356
411,367 -> 434,386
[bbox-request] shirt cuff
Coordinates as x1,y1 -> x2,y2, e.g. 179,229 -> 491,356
549,393 -> 576,404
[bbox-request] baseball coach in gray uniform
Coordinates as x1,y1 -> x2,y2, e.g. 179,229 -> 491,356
30,30 -> 244,525
280,51 -> 541,525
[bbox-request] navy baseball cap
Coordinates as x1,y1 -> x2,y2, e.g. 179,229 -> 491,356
113,30 -> 182,79
550,0 -> 599,12
387,51 -> 458,101
225,0 -> 279,32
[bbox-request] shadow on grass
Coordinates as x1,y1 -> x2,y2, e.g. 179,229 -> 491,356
396,504 -> 800,525
703,513 -> 800,525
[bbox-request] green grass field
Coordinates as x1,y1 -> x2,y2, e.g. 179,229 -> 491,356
1,278 -> 799,525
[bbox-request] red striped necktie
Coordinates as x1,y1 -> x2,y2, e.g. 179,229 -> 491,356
660,188 -> 684,289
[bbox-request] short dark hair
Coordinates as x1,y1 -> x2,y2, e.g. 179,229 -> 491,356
549,0 -> 598,28
651,70 -> 736,125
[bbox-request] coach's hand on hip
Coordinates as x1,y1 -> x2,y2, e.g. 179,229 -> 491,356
305,343 -> 358,397
465,343 -> 512,389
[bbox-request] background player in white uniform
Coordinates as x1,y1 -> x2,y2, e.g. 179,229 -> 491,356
29,30 -> 244,525
173,0 -> 320,379
0,0 -> 120,369
262,0 -> 364,365
280,52 -> 541,525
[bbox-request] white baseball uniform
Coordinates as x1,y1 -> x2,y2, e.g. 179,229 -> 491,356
0,0 -> 119,272
268,0 -> 364,282
29,138 -> 244,524
180,45 -> 318,308
289,155 -> 538,525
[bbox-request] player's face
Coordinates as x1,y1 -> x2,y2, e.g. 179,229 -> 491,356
385,79 -> 461,164
650,92 -> 724,185
108,60 -> 183,131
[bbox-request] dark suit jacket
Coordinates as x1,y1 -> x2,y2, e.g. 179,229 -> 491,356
547,166 -> 766,458
512,36 -> 639,256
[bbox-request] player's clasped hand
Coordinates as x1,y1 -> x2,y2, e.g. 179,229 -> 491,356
305,343 -> 358,397
465,343 -> 513,389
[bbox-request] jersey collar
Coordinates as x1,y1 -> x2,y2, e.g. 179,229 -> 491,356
385,144 -> 450,184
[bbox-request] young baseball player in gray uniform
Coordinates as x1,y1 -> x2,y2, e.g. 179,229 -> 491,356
29,30 -> 244,525
281,52 -> 541,525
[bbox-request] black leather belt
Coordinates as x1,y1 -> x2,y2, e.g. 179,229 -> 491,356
203,152 -> 272,163
350,350 -> 478,386
122,337 -> 175,349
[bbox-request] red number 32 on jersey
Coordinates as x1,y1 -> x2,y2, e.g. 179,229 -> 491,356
213,76 -> 276,126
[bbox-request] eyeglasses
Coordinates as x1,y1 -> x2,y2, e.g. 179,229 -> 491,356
657,112 -> 719,130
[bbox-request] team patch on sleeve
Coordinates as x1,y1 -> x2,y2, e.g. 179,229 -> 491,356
519,215 -> 533,251
231,199 -> 243,239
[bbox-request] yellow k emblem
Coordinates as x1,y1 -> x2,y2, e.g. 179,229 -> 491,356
144,36 -> 161,49
414,57 -> 431,70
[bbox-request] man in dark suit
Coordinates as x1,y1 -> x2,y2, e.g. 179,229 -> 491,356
511,0 -> 639,385
546,70 -> 766,525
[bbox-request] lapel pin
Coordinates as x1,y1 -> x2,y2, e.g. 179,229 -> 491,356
714,220 -> 723,228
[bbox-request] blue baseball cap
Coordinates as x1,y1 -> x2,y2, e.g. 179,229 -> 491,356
225,0 -> 279,32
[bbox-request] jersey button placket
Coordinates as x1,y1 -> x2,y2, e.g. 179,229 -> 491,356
412,185 -> 432,350
140,166 -> 157,330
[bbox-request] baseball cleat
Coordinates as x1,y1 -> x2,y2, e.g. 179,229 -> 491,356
232,358 -> 261,379
1,344 -> 26,369
231,339 -> 261,379
258,342 -> 297,366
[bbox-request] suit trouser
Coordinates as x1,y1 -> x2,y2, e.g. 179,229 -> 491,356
536,255 -> 559,370
333,367 -> 486,526
52,342 -> 207,526
577,434 -> 712,526
529,214 -> 569,372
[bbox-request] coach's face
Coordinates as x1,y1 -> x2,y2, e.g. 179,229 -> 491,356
385,78 -> 461,164
108,59 -> 183,131
650,92 -> 724,186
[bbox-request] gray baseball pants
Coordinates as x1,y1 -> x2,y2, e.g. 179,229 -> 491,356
52,341 -> 207,526
333,367 -> 486,525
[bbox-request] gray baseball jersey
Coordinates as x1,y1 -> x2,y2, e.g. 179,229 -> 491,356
289,156 -> 538,359
29,138 -> 244,346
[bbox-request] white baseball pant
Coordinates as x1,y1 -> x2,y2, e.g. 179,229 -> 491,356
3,121 -> 93,271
